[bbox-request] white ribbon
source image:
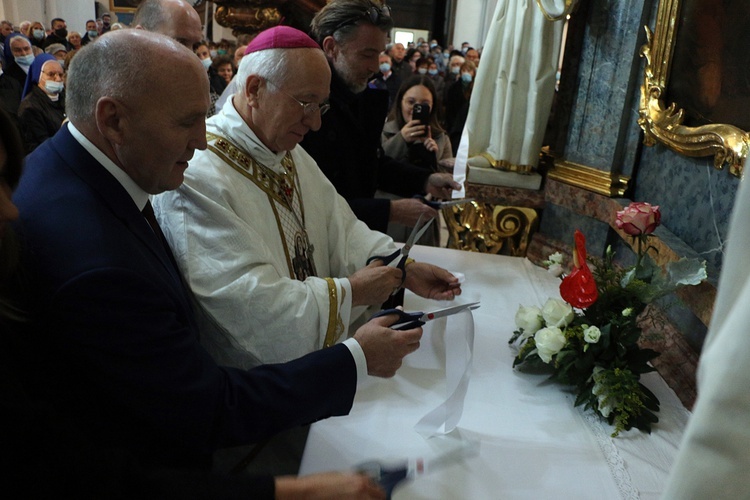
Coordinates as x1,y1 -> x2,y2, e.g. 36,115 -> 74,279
408,309 -> 475,437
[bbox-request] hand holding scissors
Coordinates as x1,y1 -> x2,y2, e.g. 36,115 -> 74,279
370,302 -> 480,330
366,214 -> 434,295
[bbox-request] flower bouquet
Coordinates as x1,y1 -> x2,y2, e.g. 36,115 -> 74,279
509,202 -> 707,436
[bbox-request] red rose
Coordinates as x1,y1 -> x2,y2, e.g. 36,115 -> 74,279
615,202 -> 661,236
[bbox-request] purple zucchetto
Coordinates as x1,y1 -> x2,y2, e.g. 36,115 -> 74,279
244,26 -> 319,55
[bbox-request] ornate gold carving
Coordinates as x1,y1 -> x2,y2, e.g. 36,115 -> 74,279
214,4 -> 282,35
548,160 -> 630,197
638,0 -> 749,177
443,202 -> 539,256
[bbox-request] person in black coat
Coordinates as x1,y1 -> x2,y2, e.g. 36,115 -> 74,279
17,54 -> 66,153
3,33 -> 34,92
444,60 -> 476,155
303,0 -> 459,233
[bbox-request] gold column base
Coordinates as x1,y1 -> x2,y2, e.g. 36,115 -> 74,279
443,202 -> 539,257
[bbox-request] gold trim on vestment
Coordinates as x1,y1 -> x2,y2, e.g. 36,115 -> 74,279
323,278 -> 344,347
206,132 -> 306,276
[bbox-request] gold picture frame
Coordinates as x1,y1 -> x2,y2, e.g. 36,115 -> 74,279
638,0 -> 750,177
109,0 -> 140,14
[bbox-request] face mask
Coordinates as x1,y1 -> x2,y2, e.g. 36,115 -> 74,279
33,29 -> 45,40
461,72 -> 473,84
451,66 -> 460,75
430,43 -> 437,48
44,80 -> 64,94
428,69 -> 438,76
443,52 -> 449,58
87,30 -> 98,37
54,28 -> 67,38
417,68 -> 427,75
379,63 -> 391,73
217,49 -> 227,56
15,54 -> 35,66
57,59 -> 66,69
200,57 -> 212,70
209,49 -> 218,58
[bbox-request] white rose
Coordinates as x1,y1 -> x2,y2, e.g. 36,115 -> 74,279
515,305 -> 543,338
542,298 -> 574,328
534,326 -> 566,363
583,325 -> 601,343
548,263 -> 564,277
548,252 -> 563,265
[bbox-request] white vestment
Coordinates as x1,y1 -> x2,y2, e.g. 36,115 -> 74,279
661,170 -> 750,498
153,101 -> 395,369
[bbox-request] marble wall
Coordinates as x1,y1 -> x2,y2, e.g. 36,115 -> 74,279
542,0 -> 741,352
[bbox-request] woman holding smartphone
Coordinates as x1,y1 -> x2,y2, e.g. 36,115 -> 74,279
378,76 -> 452,246
381,75 -> 452,172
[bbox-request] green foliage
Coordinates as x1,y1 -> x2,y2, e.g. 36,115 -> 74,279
511,243 -> 705,436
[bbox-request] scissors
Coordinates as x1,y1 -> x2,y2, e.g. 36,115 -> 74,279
413,195 -> 476,209
370,301 -> 480,330
356,439 -> 479,499
366,214 -> 434,291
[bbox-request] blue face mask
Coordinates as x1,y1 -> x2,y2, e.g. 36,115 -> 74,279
15,54 -> 35,66
200,57 -> 212,70
451,66 -> 461,75
44,80 -> 64,95
33,29 -> 44,40
417,68 -> 427,75
379,62 -> 391,73
461,72 -> 473,84
87,30 -> 98,38
217,49 -> 227,56
428,69 -> 438,76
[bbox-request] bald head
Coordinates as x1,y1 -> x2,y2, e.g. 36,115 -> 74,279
67,29 -> 209,194
67,29 -> 204,125
134,0 -> 202,48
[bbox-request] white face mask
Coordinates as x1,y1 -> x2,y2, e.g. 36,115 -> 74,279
44,80 -> 64,94
417,68 -> 427,75
200,57 -> 212,70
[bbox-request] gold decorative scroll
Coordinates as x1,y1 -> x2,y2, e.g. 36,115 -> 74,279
638,0 -> 749,177
443,202 -> 539,257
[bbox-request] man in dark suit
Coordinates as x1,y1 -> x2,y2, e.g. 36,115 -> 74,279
10,28 -> 417,498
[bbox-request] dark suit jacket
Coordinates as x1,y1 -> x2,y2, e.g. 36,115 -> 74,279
301,71 -> 430,232
10,124 -> 357,474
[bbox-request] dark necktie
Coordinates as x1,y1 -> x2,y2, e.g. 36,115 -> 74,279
141,200 -> 180,274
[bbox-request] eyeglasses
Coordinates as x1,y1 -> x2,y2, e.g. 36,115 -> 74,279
266,80 -> 330,117
332,3 -> 392,34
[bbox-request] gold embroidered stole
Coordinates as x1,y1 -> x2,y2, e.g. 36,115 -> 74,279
205,132 -> 344,345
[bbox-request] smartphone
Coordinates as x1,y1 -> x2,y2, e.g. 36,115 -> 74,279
412,103 -> 430,135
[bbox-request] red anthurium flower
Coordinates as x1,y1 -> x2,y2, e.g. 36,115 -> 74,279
560,230 -> 598,309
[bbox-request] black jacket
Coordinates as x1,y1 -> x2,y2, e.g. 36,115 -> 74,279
0,72 -> 22,129
17,85 -> 66,153
301,70 -> 430,232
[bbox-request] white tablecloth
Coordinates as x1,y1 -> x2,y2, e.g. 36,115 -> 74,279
300,247 -> 690,499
